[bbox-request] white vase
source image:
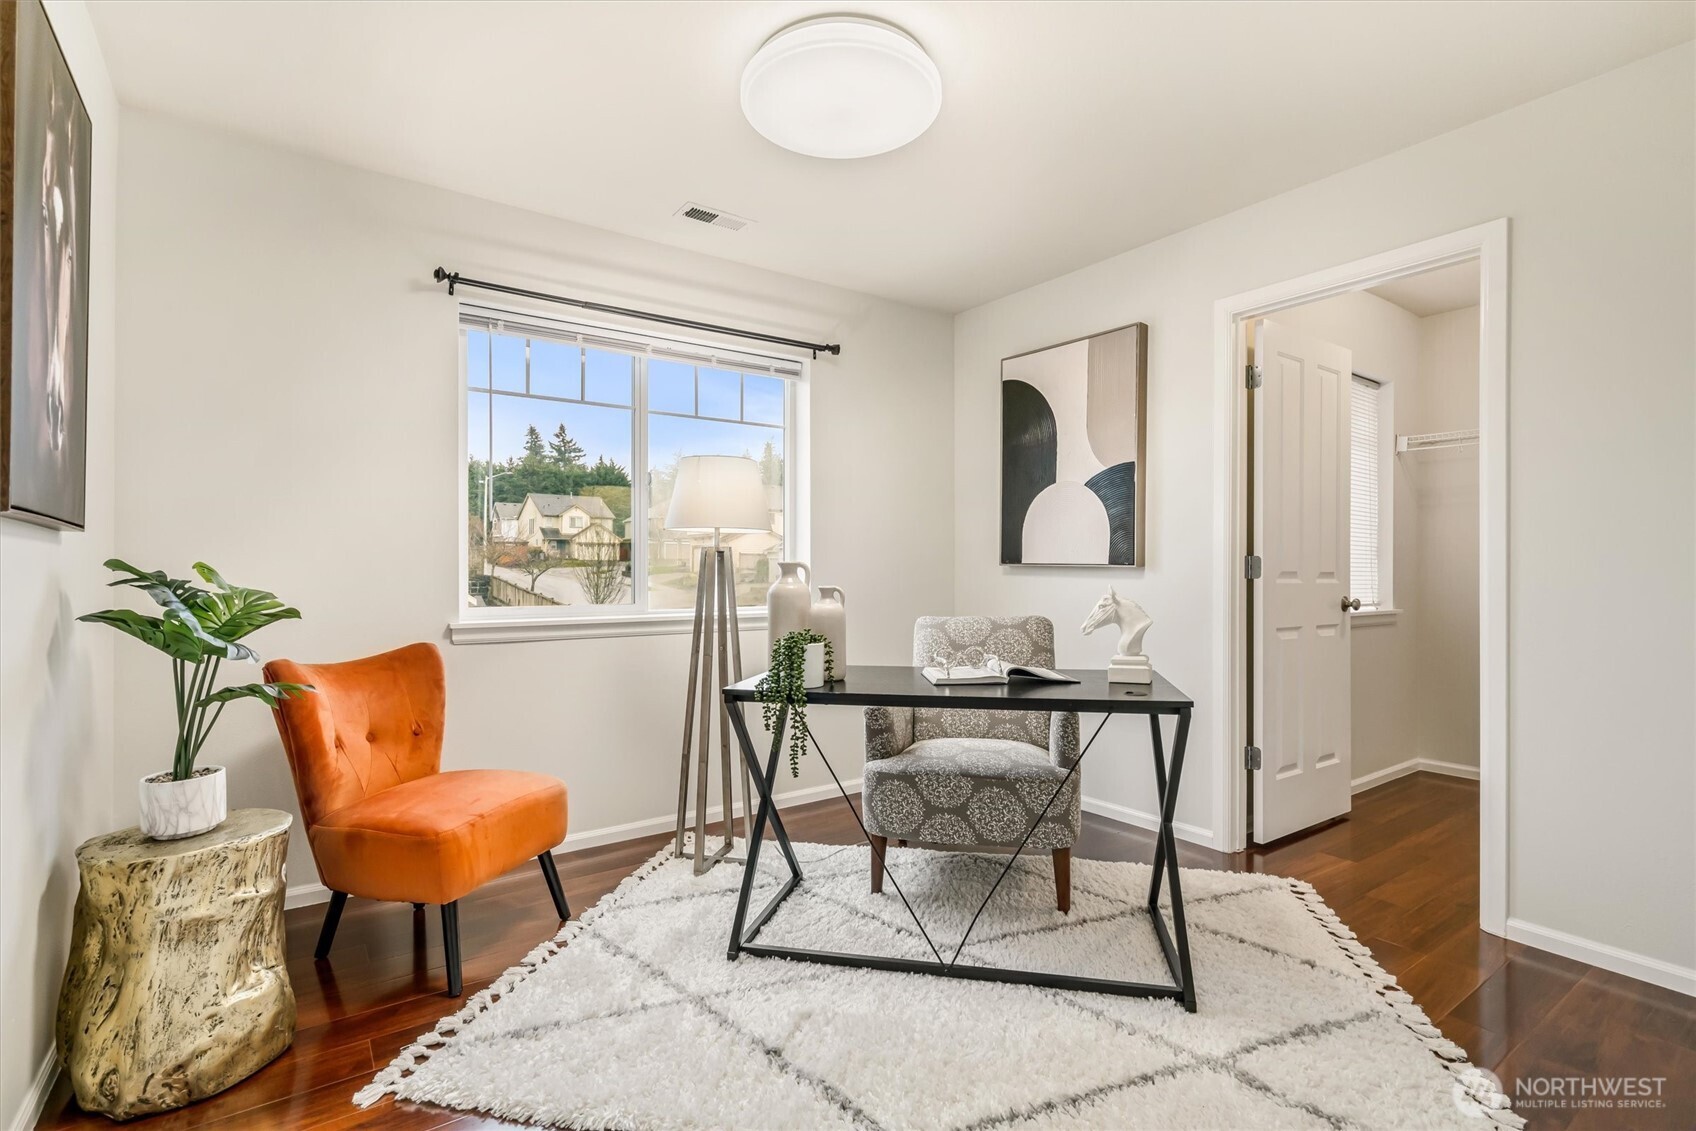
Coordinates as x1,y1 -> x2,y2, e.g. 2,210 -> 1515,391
811,585 -> 847,671
766,561 -> 812,656
138,765 -> 228,840
802,641 -> 827,688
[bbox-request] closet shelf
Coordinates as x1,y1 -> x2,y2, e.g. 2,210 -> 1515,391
1397,429 -> 1478,453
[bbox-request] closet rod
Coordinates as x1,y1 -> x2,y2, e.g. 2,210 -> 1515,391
431,268 -> 841,358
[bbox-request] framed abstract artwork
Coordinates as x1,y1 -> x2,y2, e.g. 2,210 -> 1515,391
1001,322 -> 1147,566
0,0 -> 92,530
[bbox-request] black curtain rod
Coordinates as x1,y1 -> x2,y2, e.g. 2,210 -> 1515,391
432,268 -> 841,358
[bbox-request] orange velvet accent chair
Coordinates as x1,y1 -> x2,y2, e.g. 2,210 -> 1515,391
264,642 -> 569,995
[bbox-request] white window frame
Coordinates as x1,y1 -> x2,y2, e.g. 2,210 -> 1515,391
450,301 -> 810,645
1350,373 -> 1398,623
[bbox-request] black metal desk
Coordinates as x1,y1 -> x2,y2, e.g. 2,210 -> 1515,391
722,666 -> 1198,1011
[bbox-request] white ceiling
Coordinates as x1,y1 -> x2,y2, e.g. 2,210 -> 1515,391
88,1 -> 1693,312
1369,260 -> 1481,318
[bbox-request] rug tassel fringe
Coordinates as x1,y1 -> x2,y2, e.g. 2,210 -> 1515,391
354,850 -> 1526,1128
353,837 -> 697,1108
1287,879 -> 1526,1129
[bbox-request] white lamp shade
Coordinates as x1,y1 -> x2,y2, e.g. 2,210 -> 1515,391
665,455 -> 770,533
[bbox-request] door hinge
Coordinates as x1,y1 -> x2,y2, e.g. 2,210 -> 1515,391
1244,554 -> 1262,580
1245,745 -> 1263,771
1245,364 -> 1263,389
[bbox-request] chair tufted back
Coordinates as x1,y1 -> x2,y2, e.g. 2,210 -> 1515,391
263,642 -> 446,828
912,616 -> 1054,747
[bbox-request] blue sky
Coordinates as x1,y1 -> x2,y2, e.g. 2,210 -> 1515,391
467,332 -> 785,472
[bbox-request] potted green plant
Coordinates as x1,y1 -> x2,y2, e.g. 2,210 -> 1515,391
80,560 -> 312,840
755,629 -> 836,778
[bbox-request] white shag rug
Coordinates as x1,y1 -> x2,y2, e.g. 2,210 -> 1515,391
357,841 -> 1521,1130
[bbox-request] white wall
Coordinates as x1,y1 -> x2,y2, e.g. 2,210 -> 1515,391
1255,291 -> 1427,782
953,46 -> 1695,978
113,110 -> 955,897
1410,307 -> 1481,770
0,4 -> 118,1126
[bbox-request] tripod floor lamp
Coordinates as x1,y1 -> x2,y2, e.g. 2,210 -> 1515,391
666,455 -> 770,874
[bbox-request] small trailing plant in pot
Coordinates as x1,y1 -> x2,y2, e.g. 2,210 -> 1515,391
755,629 -> 836,778
80,560 -> 313,840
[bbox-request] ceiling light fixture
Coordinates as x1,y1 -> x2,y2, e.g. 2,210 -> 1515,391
740,16 -> 942,160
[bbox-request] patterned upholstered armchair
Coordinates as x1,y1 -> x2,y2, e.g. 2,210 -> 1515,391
863,616 -> 1082,911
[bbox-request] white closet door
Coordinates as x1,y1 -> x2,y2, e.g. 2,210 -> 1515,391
1253,319 -> 1354,843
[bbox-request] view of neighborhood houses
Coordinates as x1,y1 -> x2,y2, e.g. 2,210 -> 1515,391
465,327 -> 787,612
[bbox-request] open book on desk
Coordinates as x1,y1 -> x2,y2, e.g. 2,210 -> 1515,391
921,659 -> 1079,686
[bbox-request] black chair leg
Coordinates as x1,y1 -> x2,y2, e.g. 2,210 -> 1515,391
538,852 -> 571,921
315,891 -> 348,960
441,901 -> 463,997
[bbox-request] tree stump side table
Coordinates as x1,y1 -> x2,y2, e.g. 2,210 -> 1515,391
55,808 -> 296,1120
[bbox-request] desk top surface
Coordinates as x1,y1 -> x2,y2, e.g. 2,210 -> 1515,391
724,665 -> 1192,712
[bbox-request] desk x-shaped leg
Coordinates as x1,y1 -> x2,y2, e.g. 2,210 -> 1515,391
726,698 -> 1197,1011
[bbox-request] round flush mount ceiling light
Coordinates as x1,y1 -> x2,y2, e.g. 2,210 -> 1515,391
740,16 -> 942,160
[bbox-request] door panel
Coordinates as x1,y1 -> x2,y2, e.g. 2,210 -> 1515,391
1253,319 -> 1353,843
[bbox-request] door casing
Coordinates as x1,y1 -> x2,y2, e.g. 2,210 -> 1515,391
1210,219 -> 1510,937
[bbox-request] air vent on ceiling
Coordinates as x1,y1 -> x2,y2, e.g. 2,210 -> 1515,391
675,201 -> 752,231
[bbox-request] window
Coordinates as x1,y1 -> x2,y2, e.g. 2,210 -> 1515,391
461,307 -> 800,627
1349,374 -> 1392,611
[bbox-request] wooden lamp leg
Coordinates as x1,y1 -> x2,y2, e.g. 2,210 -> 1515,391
1053,848 -> 1071,914
674,547 -> 710,858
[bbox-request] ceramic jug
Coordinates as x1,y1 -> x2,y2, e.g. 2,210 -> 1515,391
766,561 -> 812,655
811,586 -> 847,672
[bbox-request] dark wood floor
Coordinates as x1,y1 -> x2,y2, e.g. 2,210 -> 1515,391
39,772 -> 1694,1129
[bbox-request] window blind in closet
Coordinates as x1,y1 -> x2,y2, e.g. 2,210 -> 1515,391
1349,375 -> 1382,609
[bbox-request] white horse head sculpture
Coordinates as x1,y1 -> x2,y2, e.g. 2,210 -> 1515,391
1082,586 -> 1153,658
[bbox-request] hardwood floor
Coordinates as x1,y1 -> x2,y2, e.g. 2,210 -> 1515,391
38,772 -> 1693,1129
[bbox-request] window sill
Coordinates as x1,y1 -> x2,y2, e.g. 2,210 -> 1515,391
450,609 -> 768,645
1350,607 -> 1401,625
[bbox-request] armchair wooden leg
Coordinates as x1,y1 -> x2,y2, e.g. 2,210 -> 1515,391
441,902 -> 463,997
870,835 -> 887,893
1053,848 -> 1071,914
538,852 -> 571,921
315,891 -> 348,959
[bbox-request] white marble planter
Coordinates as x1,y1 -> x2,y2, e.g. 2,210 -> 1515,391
802,641 -> 827,688
138,766 -> 227,840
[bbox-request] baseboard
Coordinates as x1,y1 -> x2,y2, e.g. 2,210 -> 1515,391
1081,795 -> 1216,849
1505,917 -> 1696,998
7,1044 -> 58,1131
1415,758 -> 1480,781
284,777 -> 864,910
1351,757 -> 1479,794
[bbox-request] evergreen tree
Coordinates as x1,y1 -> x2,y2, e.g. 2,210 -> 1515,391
759,439 -> 783,486
522,425 -> 546,462
585,455 -> 630,485
550,424 -> 586,468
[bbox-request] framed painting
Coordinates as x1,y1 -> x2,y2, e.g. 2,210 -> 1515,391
0,0 -> 92,530
1001,322 -> 1147,566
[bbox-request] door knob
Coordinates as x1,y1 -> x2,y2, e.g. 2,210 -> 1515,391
1341,597 -> 1361,611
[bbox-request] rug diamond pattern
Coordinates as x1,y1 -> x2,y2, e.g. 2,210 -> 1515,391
357,842 -> 1516,1131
